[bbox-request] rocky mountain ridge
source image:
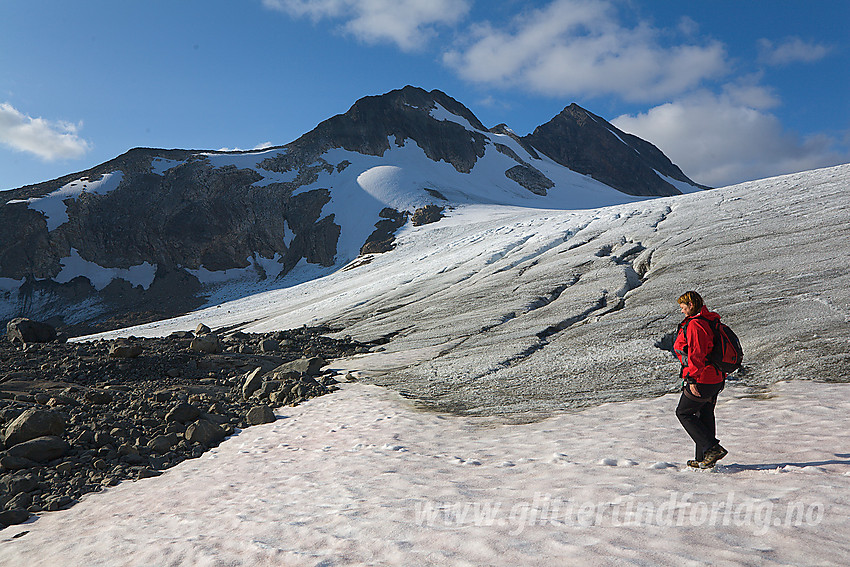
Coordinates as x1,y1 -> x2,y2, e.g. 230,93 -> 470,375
1,86 -> 705,336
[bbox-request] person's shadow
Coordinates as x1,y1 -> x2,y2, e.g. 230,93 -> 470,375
719,453 -> 850,472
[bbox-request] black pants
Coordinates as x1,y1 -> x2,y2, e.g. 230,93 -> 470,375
675,382 -> 724,461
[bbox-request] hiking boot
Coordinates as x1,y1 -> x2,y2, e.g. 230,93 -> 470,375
687,459 -> 701,468
699,444 -> 728,469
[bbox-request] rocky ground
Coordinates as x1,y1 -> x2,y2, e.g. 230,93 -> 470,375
0,321 -> 379,529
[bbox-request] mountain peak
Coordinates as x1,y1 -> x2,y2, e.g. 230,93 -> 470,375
522,103 -> 705,196
286,85 -> 490,173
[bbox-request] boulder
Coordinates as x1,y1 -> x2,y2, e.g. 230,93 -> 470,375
253,380 -> 286,400
147,434 -> 179,454
0,473 -> 38,495
259,338 -> 279,353
6,435 -> 69,463
185,420 -> 226,448
3,408 -> 66,447
269,357 -> 326,378
84,389 -> 114,404
241,367 -> 264,400
6,318 -> 57,343
165,402 -> 201,424
109,340 -> 143,358
189,334 -> 222,354
0,508 -> 30,527
195,323 -> 212,336
246,405 -> 276,426
0,454 -> 39,471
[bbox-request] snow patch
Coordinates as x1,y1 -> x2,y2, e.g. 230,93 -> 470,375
429,102 -> 480,132
606,127 -> 634,151
654,169 -> 702,194
187,254 -> 285,285
150,158 -> 183,175
54,248 -> 156,290
6,172 -> 124,231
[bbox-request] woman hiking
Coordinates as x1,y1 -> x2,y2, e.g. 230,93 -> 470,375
674,291 -> 728,469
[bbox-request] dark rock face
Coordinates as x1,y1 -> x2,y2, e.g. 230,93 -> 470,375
505,164 -> 555,196
262,85 -> 490,175
521,104 -> 707,197
361,208 -> 408,255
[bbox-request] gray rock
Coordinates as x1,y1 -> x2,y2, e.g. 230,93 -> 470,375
241,367 -> 264,400
259,338 -> 279,353
0,473 -> 38,495
0,508 -> 30,527
6,492 -> 32,510
269,357 -> 326,377
165,402 -> 201,424
6,435 -> 69,463
268,389 -> 293,405
3,408 -> 66,447
147,434 -> 178,454
6,318 -> 56,343
253,380 -> 285,400
109,340 -> 143,358
189,334 -> 221,354
184,420 -> 226,448
195,323 -> 212,336
246,405 -> 276,425
0,454 -> 38,471
46,394 -> 79,407
84,389 -> 114,404
93,431 -> 114,447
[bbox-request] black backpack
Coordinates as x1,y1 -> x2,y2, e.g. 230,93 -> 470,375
680,316 -> 744,374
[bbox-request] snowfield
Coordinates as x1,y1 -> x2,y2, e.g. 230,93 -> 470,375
1,380 -> 848,566
3,163 -> 848,565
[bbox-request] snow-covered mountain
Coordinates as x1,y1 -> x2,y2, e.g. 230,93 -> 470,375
89,163 -> 850,417
0,86 -> 703,334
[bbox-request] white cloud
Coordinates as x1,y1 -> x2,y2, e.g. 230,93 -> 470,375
442,0 -> 728,101
0,103 -> 90,161
611,89 -> 849,187
758,37 -> 833,66
263,0 -> 471,51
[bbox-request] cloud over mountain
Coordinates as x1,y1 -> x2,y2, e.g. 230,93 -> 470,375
442,0 -> 728,101
0,103 -> 90,161
612,89 -> 849,187
262,0 -> 471,51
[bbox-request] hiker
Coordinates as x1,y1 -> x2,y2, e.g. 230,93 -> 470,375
674,290 -> 728,469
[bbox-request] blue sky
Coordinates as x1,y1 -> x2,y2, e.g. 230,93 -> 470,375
1,0 -> 847,191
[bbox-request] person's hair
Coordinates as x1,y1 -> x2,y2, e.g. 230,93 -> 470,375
677,290 -> 704,310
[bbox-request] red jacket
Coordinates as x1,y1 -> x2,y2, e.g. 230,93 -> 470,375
674,306 -> 725,384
